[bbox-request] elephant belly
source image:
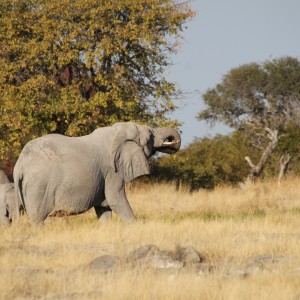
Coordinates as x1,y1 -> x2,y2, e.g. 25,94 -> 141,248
51,178 -> 105,216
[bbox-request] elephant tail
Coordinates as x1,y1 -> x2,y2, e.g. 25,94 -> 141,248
15,173 -> 26,214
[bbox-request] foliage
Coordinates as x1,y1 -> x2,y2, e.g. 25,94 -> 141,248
0,0 -> 194,162
151,127 -> 300,190
151,132 -> 253,190
264,125 -> 300,176
198,56 -> 300,136
197,56 -> 300,181
151,57 -> 300,189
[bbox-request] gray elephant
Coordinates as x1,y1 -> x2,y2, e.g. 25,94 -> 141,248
0,170 -> 22,225
0,183 -> 15,225
0,170 -> 10,184
13,122 -> 181,224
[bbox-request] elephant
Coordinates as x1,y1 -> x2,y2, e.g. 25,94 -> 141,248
13,122 -> 181,224
0,170 -> 23,225
0,170 -> 10,184
0,183 -> 15,225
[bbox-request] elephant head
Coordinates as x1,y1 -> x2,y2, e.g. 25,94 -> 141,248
110,122 -> 181,182
0,171 -> 23,225
151,127 -> 181,154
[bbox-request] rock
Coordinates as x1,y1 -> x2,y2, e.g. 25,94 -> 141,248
139,253 -> 183,269
210,263 -> 250,279
127,244 -> 183,269
247,255 -> 274,265
176,246 -> 202,265
245,262 -> 263,275
127,244 -> 160,261
195,263 -> 215,275
226,267 -> 248,279
246,255 -> 293,273
88,255 -> 118,271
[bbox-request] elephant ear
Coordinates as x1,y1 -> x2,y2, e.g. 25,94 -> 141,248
110,126 -> 150,182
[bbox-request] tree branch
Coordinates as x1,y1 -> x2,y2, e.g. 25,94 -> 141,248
244,128 -> 278,182
244,156 -> 256,169
278,152 -> 291,186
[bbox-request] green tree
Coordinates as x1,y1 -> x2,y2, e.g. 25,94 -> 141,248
0,0 -> 194,162
198,56 -> 300,181
151,127 -> 300,190
152,132 -> 252,190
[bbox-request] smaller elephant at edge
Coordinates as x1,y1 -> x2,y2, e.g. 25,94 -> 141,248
13,122 -> 181,224
0,170 -> 23,225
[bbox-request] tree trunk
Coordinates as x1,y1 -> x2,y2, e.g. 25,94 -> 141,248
244,128 -> 278,183
278,153 -> 291,186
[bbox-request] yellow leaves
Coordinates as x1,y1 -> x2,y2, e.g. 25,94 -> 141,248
0,0 -> 195,161
91,92 -> 109,108
20,61 -> 27,68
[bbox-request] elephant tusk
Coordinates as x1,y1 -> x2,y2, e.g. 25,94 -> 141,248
162,139 -> 181,146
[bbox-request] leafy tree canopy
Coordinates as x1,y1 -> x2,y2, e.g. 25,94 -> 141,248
153,57 -> 300,189
198,57 -> 300,181
151,127 -> 300,190
151,132 -> 252,190
0,0 -> 194,161
198,56 -> 300,135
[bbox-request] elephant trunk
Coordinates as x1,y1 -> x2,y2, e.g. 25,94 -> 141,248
153,127 -> 181,154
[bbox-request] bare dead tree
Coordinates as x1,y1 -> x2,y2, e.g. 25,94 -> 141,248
244,128 -> 278,182
278,152 -> 291,186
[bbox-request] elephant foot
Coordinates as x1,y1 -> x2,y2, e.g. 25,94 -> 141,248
95,206 -> 112,223
98,210 -> 112,223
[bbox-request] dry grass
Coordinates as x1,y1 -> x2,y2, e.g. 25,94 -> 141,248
1,176 -> 300,299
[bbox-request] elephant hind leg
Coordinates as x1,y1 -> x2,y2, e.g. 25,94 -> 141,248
24,184 -> 54,224
25,203 -> 49,224
94,205 -> 112,223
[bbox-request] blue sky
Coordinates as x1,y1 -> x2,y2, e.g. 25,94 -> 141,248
169,0 -> 300,147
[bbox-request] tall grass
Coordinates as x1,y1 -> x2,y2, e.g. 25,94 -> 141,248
1,176 -> 300,299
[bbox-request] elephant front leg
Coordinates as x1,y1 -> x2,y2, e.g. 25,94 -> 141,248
94,201 -> 112,223
105,172 -> 136,223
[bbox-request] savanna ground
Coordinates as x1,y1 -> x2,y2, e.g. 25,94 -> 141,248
1,177 -> 300,299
